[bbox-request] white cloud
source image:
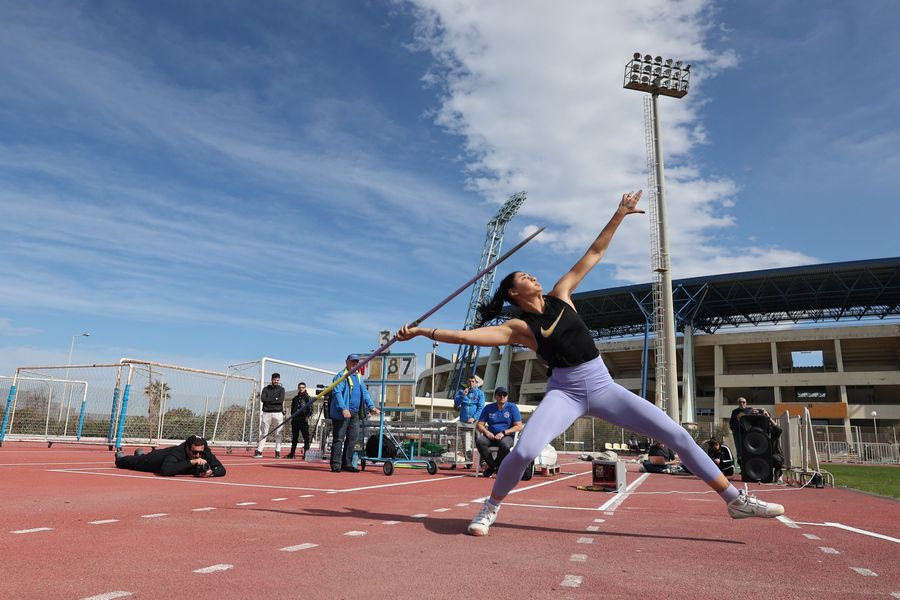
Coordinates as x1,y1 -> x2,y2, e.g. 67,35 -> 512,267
407,0 -> 817,284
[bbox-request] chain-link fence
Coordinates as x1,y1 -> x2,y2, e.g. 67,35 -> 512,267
1,365 -> 126,445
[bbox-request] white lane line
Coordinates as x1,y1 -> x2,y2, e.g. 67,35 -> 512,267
88,519 -> 119,525
271,498 -> 288,501
890,592 -> 900,599
819,547 -> 840,554
472,470 -> 590,502
792,521 -> 900,544
80,592 -> 133,600
193,564 -> 233,574
411,514 -> 428,518
570,554 -> 587,562
300,494 -> 314,498
598,473 -> 650,512
192,507 -> 216,512
593,518 -> 605,523
382,521 -> 400,525
344,531 -> 367,537
560,575 -> 583,588
235,502 -> 256,506
455,503 -> 470,507
11,527 -> 53,534
586,525 -> 600,532
48,469 -> 335,492
776,515 -> 800,529
604,511 -> 614,515
497,502 -> 607,512
802,533 -> 821,540
141,513 -> 167,518
433,508 -> 450,512
850,567 -> 877,576
280,543 -> 318,552
576,537 -> 594,544
336,475 -> 465,493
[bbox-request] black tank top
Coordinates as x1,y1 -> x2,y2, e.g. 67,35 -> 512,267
518,295 -> 599,368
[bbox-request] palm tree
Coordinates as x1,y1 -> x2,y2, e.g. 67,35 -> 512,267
145,379 -> 171,440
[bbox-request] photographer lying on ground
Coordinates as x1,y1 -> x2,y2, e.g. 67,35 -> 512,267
115,434 -> 226,477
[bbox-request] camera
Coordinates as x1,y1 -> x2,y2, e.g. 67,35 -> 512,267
194,462 -> 211,476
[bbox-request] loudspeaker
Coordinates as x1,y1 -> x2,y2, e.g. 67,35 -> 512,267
740,414 -> 773,483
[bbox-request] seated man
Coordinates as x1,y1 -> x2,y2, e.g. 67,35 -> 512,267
115,434 -> 226,477
706,438 -> 735,477
474,387 -> 523,478
641,440 -> 679,474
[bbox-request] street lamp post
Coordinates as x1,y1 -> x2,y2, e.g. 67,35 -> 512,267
623,53 -> 691,424
871,410 -> 878,443
429,341 -> 439,421
62,332 -> 90,422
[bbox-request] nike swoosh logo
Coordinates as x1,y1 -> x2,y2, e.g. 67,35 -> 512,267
540,308 -> 565,338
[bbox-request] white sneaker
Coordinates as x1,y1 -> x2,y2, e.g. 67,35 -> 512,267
727,489 -> 784,519
467,501 -> 500,536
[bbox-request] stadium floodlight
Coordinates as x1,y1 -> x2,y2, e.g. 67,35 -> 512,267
622,52 -> 692,424
624,53 -> 691,98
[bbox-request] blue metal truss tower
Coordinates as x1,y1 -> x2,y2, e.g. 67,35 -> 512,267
446,191 -> 527,397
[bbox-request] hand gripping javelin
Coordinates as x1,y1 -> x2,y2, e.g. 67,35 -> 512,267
266,226 -> 545,437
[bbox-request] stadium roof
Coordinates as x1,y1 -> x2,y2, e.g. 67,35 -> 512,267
568,257 -> 900,338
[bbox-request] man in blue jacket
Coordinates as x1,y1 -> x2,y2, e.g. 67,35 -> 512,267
330,354 -> 379,472
454,375 -> 485,423
475,387 -> 523,478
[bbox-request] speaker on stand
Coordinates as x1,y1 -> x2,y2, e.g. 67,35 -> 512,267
740,413 -> 774,483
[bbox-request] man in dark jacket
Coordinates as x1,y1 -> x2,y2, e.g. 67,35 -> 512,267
286,382 -> 312,459
706,438 -> 735,476
115,435 -> 226,477
254,373 -> 285,458
642,441 -> 679,474
729,397 -> 750,463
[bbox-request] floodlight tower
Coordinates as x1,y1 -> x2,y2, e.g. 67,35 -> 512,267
624,53 -> 692,424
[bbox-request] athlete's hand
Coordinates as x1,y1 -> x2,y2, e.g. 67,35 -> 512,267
342,409 -> 352,419
617,190 -> 644,216
397,324 -> 420,341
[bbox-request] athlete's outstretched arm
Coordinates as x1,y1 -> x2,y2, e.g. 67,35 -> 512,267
398,320 -> 536,351
550,190 -> 644,304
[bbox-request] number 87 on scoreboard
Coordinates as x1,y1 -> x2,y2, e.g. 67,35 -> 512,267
361,352 -> 417,409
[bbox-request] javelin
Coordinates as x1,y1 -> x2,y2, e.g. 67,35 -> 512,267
266,226 -> 545,436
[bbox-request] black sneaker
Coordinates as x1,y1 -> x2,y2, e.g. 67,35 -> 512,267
343,466 -> 360,473
483,466 -> 495,478
253,451 -> 263,459
330,465 -> 342,472
134,448 -> 145,456
285,453 -> 295,459
275,451 -> 281,459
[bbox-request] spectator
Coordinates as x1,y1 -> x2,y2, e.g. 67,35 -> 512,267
729,397 -> 750,462
627,435 -> 639,452
254,373 -> 285,459
115,435 -> 225,477
642,440 -> 679,474
454,375 -> 485,423
330,354 -> 379,473
706,438 -> 735,477
286,382 -> 312,459
475,387 -> 523,478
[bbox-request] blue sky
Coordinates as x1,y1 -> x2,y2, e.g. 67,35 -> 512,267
1,1 -> 898,378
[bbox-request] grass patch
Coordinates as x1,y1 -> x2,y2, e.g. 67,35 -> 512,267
822,463 -> 900,499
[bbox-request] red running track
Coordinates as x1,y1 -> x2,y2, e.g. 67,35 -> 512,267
0,441 -> 897,599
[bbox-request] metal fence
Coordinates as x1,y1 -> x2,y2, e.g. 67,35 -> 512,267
814,441 -> 900,464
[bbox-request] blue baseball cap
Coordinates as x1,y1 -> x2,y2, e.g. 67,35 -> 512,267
346,354 -> 360,361
494,386 -> 508,396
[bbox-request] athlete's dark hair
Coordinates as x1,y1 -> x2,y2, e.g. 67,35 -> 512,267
477,272 -> 520,323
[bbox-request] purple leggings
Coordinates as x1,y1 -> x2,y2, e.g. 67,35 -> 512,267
491,356 -> 731,502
